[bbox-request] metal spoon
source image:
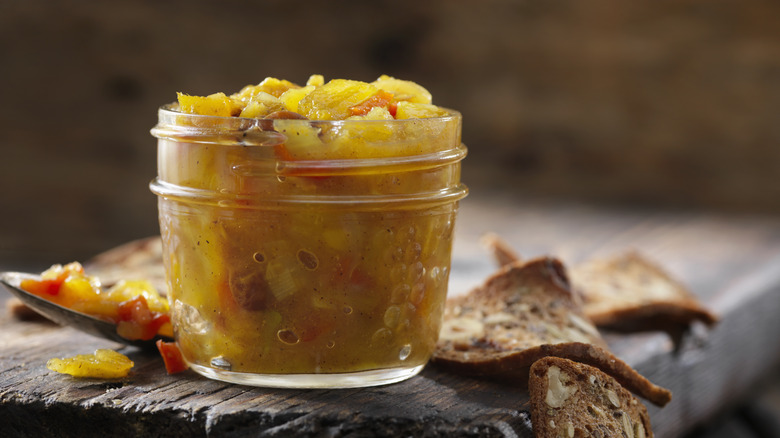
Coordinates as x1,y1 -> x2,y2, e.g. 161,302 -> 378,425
1,271 -> 173,348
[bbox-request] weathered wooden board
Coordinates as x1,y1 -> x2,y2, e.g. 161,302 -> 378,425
0,320 -> 531,437
2,195 -> 780,437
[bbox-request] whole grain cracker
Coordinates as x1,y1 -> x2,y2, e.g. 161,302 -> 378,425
433,257 -> 672,407
529,356 -> 654,438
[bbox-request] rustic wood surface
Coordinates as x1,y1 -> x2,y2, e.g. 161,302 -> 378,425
2,194 -> 780,437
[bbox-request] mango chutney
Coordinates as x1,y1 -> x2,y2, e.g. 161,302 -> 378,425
150,75 -> 467,387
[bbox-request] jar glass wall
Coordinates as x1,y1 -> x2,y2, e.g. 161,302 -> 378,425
150,107 -> 467,388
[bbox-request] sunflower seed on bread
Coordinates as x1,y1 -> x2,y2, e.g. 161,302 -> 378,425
570,251 -> 718,331
529,356 -> 654,438
432,257 -> 672,407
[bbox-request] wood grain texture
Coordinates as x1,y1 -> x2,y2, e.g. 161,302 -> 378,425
2,196 -> 780,437
0,318 -> 531,437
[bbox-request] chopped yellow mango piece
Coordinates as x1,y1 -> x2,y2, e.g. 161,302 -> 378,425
279,86 -> 315,113
297,79 -> 379,120
47,349 -> 134,379
306,74 -> 325,87
177,92 -> 242,117
372,75 -> 432,104
104,280 -> 170,313
232,77 -> 299,101
238,91 -> 285,118
273,118 -> 323,159
394,101 -> 450,119
238,101 -> 266,119
59,276 -> 100,306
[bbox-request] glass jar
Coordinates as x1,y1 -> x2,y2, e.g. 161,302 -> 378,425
150,106 -> 467,388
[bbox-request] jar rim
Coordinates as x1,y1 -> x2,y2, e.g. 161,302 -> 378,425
156,103 -> 462,122
150,104 -> 462,147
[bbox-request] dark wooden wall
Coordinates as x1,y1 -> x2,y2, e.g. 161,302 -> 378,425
2,0 -> 780,268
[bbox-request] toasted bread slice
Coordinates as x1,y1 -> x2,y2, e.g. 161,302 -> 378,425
570,252 -> 717,330
529,356 -> 654,438
433,257 -> 672,407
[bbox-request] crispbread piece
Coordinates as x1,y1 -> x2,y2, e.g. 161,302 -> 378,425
435,257 -> 605,354
480,234 -> 717,333
432,257 -> 672,407
570,251 -> 718,330
529,356 -> 653,438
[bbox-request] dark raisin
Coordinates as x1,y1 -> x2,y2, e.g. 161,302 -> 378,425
229,269 -> 269,311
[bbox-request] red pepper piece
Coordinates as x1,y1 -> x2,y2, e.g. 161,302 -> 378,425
156,340 -> 189,374
348,90 -> 395,117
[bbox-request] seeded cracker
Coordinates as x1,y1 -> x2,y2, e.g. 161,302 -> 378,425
480,234 -> 716,334
529,356 -> 653,438
432,257 -> 672,407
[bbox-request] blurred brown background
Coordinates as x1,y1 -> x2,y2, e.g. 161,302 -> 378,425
2,0 -> 780,269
